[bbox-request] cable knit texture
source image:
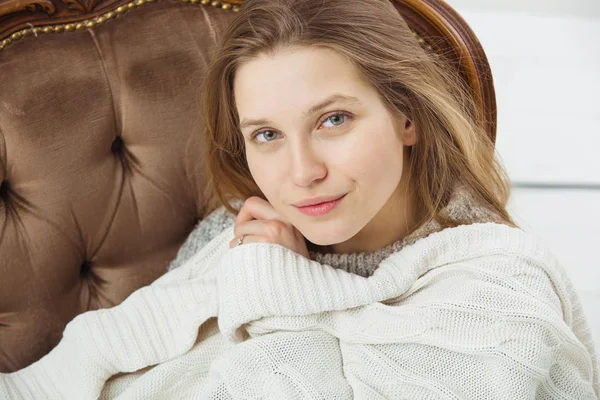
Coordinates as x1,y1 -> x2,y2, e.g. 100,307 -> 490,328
1,190 -> 598,399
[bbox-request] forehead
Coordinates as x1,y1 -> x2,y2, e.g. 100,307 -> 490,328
233,46 -> 370,117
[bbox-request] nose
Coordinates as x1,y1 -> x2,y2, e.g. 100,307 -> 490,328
289,139 -> 327,187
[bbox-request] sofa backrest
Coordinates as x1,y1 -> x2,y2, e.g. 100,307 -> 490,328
0,0 -> 496,372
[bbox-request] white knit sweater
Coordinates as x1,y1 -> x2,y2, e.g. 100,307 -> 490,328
1,223 -> 598,399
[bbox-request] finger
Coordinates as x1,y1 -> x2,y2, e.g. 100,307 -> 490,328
236,196 -> 285,226
228,234 -> 270,248
233,219 -> 273,238
234,219 -> 292,244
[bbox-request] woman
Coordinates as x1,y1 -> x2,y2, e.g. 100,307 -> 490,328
2,0 -> 598,398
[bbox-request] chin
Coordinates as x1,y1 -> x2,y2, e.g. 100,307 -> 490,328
303,235 -> 334,247
299,224 -> 358,247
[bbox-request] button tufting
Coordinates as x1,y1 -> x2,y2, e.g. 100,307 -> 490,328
0,180 -> 9,199
111,136 -> 124,153
80,260 -> 92,277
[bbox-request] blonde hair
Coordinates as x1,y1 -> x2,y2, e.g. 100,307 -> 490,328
201,0 -> 516,230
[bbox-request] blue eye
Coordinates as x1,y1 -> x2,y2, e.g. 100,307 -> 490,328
254,130 -> 281,143
251,112 -> 350,144
321,113 -> 349,128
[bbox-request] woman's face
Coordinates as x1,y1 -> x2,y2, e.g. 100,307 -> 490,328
234,46 -> 416,252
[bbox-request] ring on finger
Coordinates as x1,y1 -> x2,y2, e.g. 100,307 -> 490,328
236,235 -> 247,246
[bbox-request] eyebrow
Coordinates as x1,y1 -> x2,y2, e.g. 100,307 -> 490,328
239,94 -> 361,130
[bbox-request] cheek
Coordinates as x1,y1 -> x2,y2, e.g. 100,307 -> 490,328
246,151 -> 282,199
332,122 -> 404,183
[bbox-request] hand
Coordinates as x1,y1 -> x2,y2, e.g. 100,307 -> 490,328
229,196 -> 310,258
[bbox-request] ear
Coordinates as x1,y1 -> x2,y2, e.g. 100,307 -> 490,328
401,118 -> 417,146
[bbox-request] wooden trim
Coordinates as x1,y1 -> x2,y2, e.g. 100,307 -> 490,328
0,0 -> 241,52
391,0 -> 497,142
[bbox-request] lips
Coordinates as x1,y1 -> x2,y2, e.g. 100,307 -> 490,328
294,194 -> 346,217
293,194 -> 346,208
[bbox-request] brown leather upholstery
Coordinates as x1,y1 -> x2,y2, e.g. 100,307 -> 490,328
0,0 -> 496,373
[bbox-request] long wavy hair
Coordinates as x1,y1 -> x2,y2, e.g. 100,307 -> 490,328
200,0 -> 516,231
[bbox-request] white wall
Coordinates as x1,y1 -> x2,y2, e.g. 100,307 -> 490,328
450,2 -> 600,184
445,0 -> 600,360
447,0 -> 600,18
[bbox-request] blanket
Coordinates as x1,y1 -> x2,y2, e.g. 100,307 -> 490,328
1,223 -> 598,399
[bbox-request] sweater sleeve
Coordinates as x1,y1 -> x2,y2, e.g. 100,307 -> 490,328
0,228 -> 234,400
215,225 -> 599,399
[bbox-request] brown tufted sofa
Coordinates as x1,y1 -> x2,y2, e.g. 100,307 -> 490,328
0,0 -> 497,373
